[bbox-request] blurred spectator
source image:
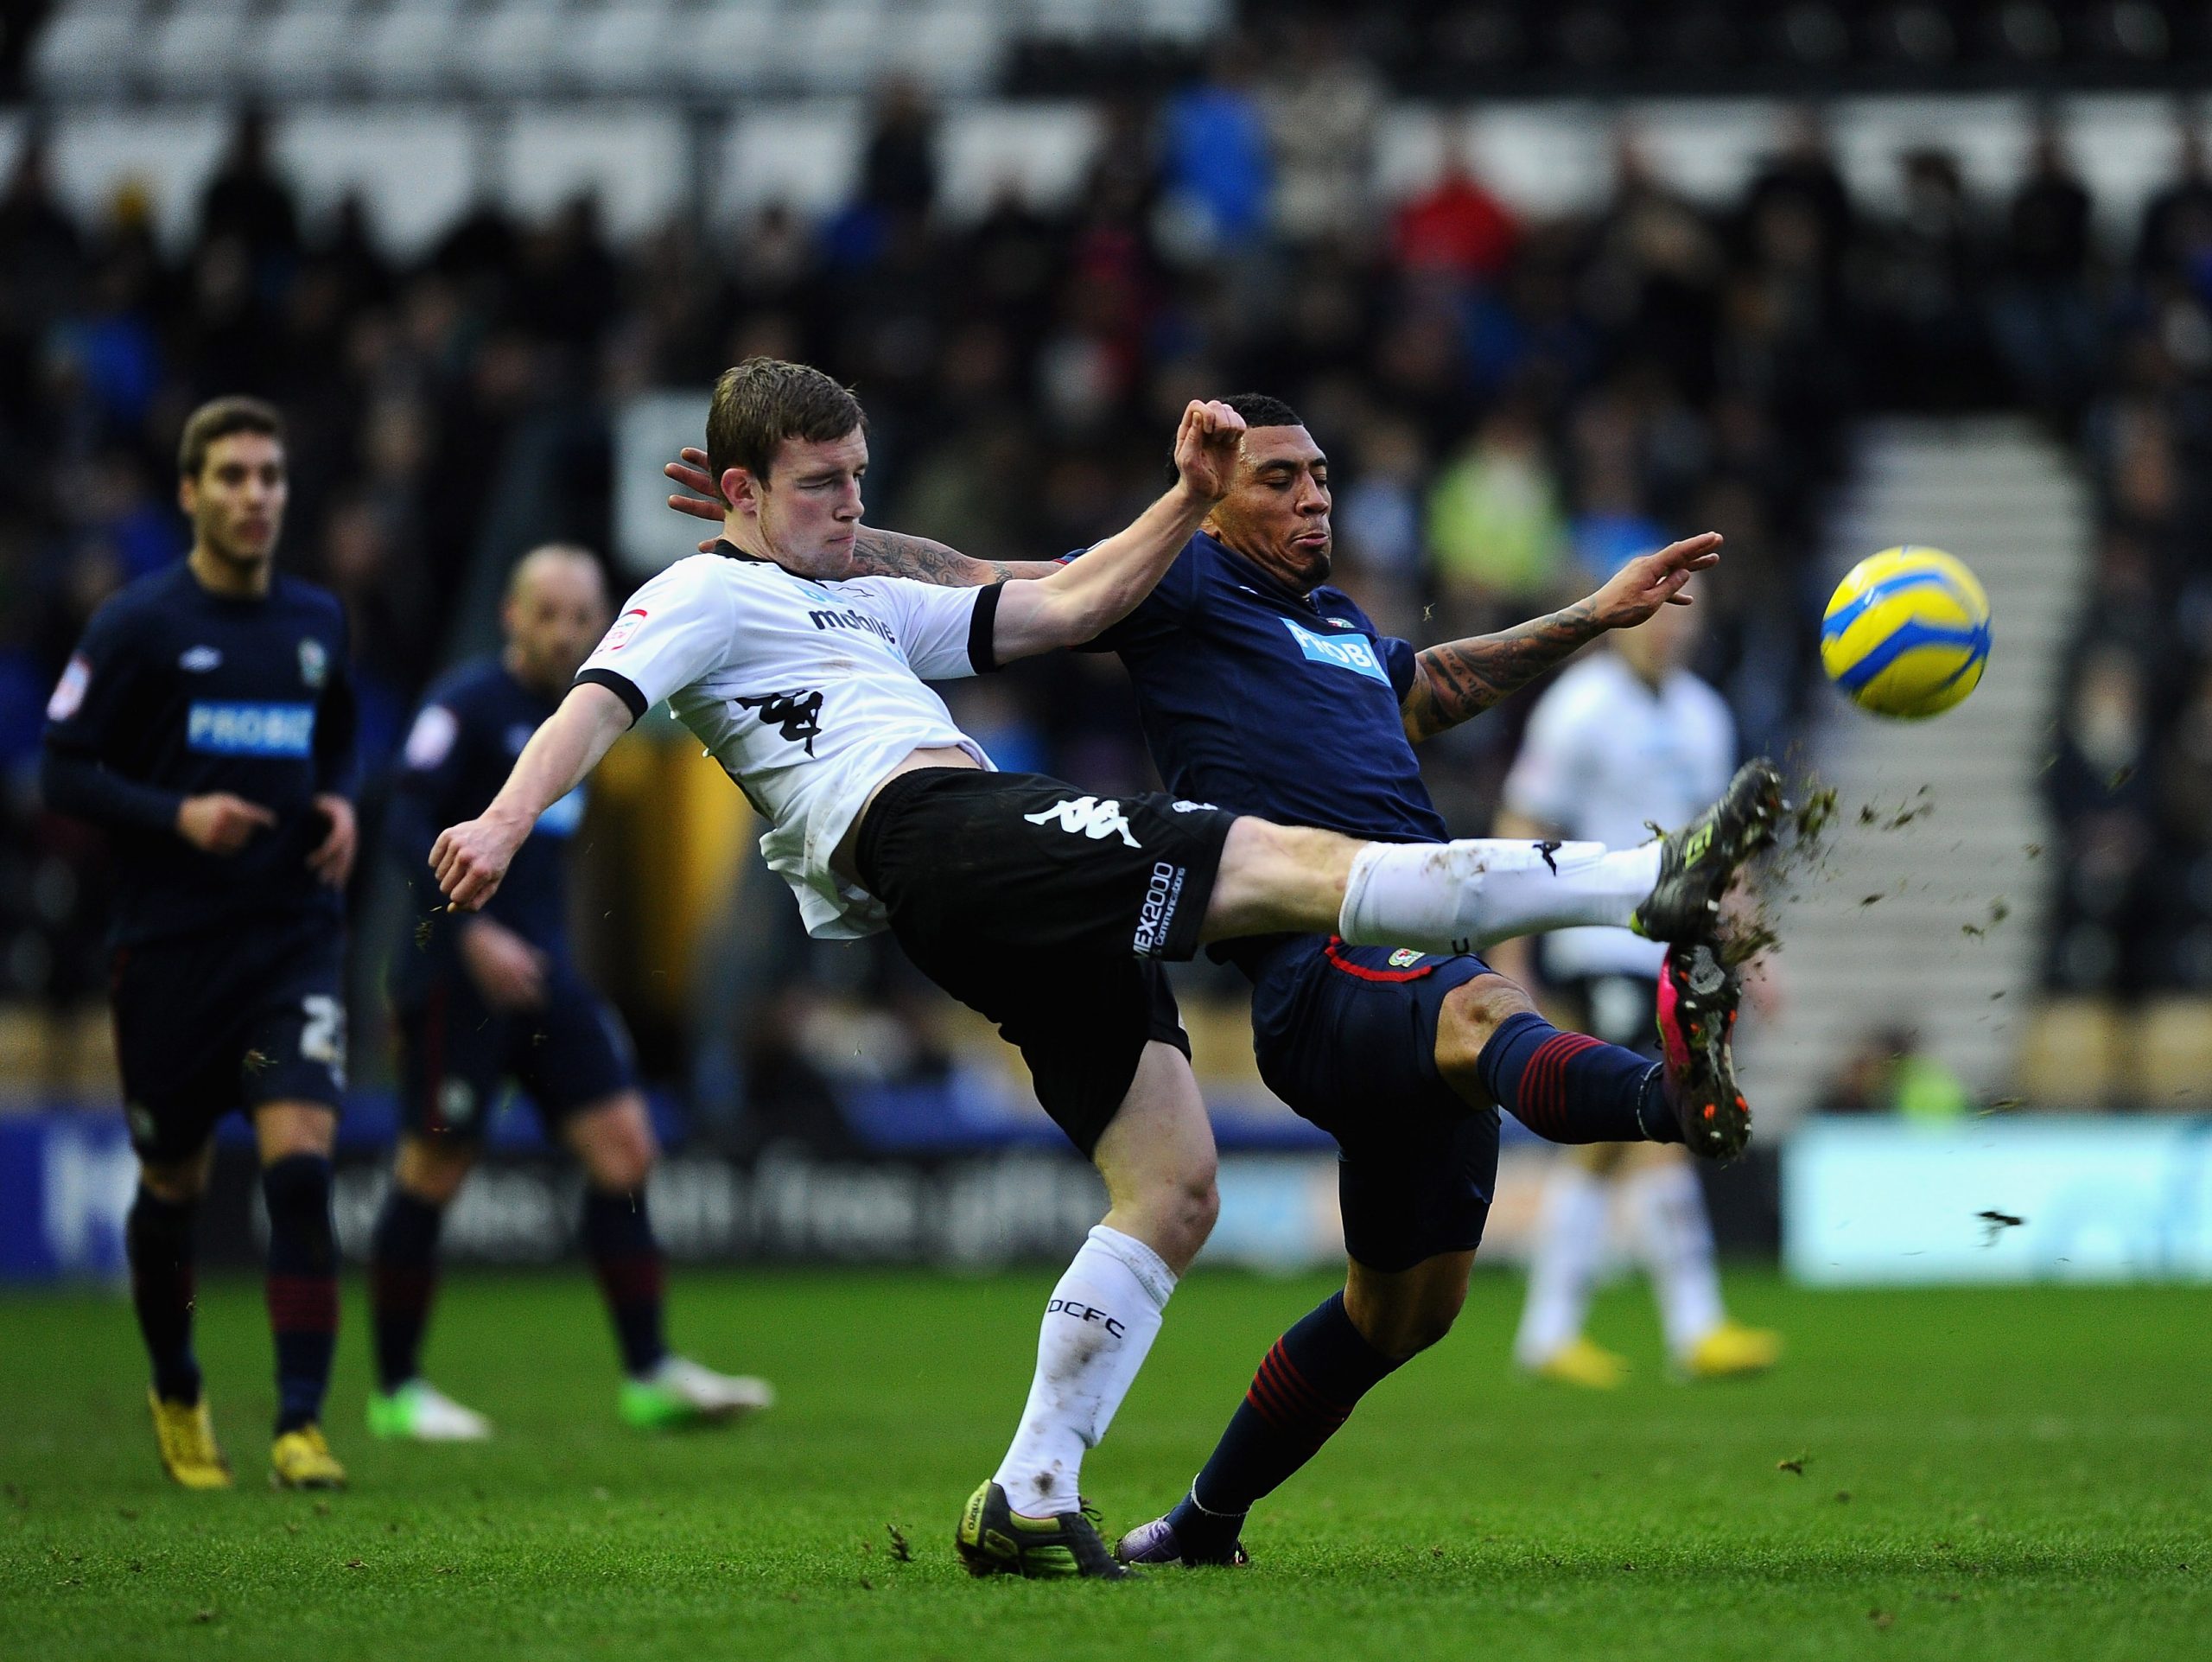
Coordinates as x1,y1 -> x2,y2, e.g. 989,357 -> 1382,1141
1392,148 -> 1518,283
1260,17 -> 1382,244
1989,120 -> 2102,425
1160,41 -> 1273,251
1821,1026 -> 1971,1119
1427,401 -> 1571,619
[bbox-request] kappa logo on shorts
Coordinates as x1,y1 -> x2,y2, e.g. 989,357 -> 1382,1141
1024,795 -> 1139,849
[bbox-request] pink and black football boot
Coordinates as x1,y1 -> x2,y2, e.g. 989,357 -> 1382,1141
1656,942 -> 1751,1161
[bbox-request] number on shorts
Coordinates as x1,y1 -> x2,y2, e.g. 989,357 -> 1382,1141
300,995 -> 347,1068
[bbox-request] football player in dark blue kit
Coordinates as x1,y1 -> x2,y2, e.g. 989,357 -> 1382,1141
368,544 -> 772,1441
41,398 -> 357,1491
669,395 -> 1781,1566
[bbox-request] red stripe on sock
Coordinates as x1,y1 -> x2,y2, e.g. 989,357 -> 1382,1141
266,1274 -> 338,1333
592,1253 -> 664,1307
1522,1032 -> 1605,1137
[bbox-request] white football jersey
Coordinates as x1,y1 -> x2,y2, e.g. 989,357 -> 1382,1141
1502,652 -> 1735,978
576,548 -> 999,938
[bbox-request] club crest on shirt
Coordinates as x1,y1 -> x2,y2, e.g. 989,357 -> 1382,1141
298,637 -> 328,689
180,645 -> 222,672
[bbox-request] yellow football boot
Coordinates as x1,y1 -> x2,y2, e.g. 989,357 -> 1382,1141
270,1423 -> 347,1490
1679,1320 -> 1783,1381
1524,1336 -> 1630,1389
149,1388 -> 232,1490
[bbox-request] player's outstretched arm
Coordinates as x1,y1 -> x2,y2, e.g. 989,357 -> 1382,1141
432,682 -> 632,911
989,400 -> 1244,661
664,448 -> 1058,586
1400,532 -> 1722,743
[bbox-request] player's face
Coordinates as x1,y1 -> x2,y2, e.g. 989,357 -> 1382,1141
1205,425 -> 1332,591
507,559 -> 610,691
753,428 -> 868,577
181,432 -> 288,566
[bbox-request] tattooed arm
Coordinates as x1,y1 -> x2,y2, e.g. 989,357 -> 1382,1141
1399,532 -> 1723,743
849,526 -> 1060,589
664,446 -> 1058,588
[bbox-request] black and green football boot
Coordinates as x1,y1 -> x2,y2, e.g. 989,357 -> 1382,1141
956,1481 -> 1135,1580
1629,758 -> 1785,946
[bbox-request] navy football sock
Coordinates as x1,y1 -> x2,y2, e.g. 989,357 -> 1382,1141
126,1187 -> 203,1406
1475,1010 -> 1680,1145
582,1186 -> 668,1379
368,1187 -> 446,1393
1172,1293 -> 1402,1551
262,1155 -> 340,1436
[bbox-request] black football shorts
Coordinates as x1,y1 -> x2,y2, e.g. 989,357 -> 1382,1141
854,767 -> 1237,1155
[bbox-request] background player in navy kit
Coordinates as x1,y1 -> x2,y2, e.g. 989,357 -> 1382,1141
663,397 -> 1779,1565
370,544 -> 772,1440
41,397 -> 357,1492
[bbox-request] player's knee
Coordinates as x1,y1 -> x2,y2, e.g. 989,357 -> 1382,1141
1434,974 -> 1539,1084
395,1138 -> 475,1207
575,1099 -> 658,1194
1130,1154 -> 1218,1264
140,1155 -> 211,1204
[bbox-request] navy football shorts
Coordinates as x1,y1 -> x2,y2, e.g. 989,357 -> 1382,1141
110,914 -> 348,1164
393,959 -> 637,1144
1248,934 -> 1503,1274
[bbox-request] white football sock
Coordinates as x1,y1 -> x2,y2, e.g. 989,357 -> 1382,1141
1624,1157 -> 1726,1357
1514,1162 -> 1612,1366
991,1225 -> 1175,1518
1338,838 -> 1662,956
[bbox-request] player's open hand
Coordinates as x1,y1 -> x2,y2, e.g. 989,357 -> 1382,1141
306,793 -> 357,888
175,792 -> 276,856
1590,532 -> 1721,627
665,446 -> 726,554
1172,400 -> 1248,503
458,914 -> 549,1011
431,813 -> 523,912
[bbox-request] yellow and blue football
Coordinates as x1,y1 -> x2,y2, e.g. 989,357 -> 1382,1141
1820,546 -> 1992,720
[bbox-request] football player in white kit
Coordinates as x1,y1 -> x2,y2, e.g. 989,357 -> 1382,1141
432,360 -> 1770,1576
1491,585 -> 1783,1386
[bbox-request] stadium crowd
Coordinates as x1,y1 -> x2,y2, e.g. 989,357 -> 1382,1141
3,69 -> 2211,1110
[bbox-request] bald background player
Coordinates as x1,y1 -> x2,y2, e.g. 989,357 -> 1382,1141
368,544 -> 771,1441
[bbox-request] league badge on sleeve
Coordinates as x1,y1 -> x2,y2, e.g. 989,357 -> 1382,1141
46,653 -> 91,721
299,637 -> 329,689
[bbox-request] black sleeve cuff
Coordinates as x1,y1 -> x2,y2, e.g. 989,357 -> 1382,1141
575,667 -> 649,725
968,582 -> 1005,674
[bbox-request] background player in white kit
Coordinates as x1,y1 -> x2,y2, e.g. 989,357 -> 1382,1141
1490,584 -> 1784,1386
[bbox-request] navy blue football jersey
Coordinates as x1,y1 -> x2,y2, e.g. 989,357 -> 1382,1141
1076,531 -> 1446,844
386,655 -> 586,996
41,562 -> 356,946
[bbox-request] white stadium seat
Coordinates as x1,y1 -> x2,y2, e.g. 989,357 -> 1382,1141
461,0 -> 570,98
145,0 -> 255,99
556,3 -> 675,98
29,1 -> 149,99
360,4 -> 464,97
252,2 -> 362,99
683,1 -> 786,96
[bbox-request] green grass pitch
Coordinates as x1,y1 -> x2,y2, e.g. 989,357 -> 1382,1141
2,1267 -> 2206,1660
